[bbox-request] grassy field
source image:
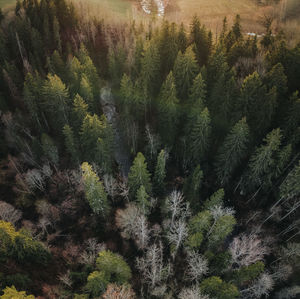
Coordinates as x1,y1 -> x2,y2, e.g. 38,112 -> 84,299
1,0 -> 299,43
0,0 -> 15,9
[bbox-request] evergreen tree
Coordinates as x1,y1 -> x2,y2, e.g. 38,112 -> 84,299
183,164 -> 203,208
136,185 -> 151,215
190,15 -> 212,66
177,23 -> 187,53
215,118 -> 250,185
241,128 -> 282,194
79,75 -> 94,112
42,74 -> 70,130
81,162 -> 109,216
72,94 -> 88,131
187,107 -> 211,165
173,46 -> 198,100
188,72 -> 206,108
128,152 -> 151,199
41,133 -> 59,165
63,124 -> 79,164
53,16 -> 62,53
153,149 -> 167,196
237,72 -> 276,135
157,72 -> 179,147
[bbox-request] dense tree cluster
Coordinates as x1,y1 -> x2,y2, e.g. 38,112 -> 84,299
0,0 -> 299,298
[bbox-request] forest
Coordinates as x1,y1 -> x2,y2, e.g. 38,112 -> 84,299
0,0 -> 299,298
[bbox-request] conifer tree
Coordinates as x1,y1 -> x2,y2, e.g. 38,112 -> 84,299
177,23 -> 187,54
41,133 -> 59,165
215,118 -> 250,185
188,72 -> 206,108
157,71 -> 179,147
136,185 -> 151,215
81,162 -> 109,216
53,16 -> 62,53
141,39 -> 161,99
63,124 -> 79,164
190,15 -> 212,66
187,107 -> 211,165
173,46 -> 198,100
128,152 -> 151,199
153,149 -> 167,196
238,72 -> 276,135
72,94 -> 88,131
42,74 -> 70,130
242,128 -> 282,194
183,164 -> 203,208
79,75 -> 94,112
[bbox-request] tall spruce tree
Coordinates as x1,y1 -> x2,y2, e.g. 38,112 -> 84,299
215,118 -> 250,185
157,72 -> 179,147
153,149 -> 167,196
128,152 -> 152,199
81,162 -> 109,216
173,46 -> 198,100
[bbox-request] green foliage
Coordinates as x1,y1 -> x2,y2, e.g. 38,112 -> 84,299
128,152 -> 152,199
72,94 -> 88,130
187,107 -> 211,164
200,276 -> 239,299
183,165 -> 203,208
173,46 -> 199,100
0,221 -> 50,265
81,162 -> 109,216
153,149 -> 167,196
0,286 -> 34,299
136,185 -> 151,215
0,273 -> 31,291
189,72 -> 206,108
41,133 -> 59,165
86,271 -> 108,297
215,118 -> 250,185
63,125 -> 79,164
157,72 -> 179,147
231,261 -> 265,286
96,251 -> 132,284
204,189 -> 225,210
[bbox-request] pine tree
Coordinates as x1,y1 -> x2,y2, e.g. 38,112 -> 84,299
215,118 -> 250,185
128,152 -> 152,199
81,162 -> 109,216
41,133 -> 59,165
141,39 -> 161,99
238,72 -> 276,135
242,128 -> 282,194
63,124 -> 79,164
177,23 -> 187,53
136,185 -> 151,215
157,71 -> 179,147
53,16 -> 62,53
232,14 -> 242,42
79,75 -> 94,112
173,46 -> 198,100
190,15 -> 212,66
72,94 -> 89,131
183,164 -> 203,208
187,107 -> 211,165
188,72 -> 206,108
153,149 -> 167,196
42,74 -> 70,130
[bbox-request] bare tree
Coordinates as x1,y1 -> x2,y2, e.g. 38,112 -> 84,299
185,250 -> 209,282
80,238 -> 106,265
102,283 -> 136,299
179,286 -> 210,299
103,174 -> 118,200
229,233 -> 270,268
164,190 -> 190,226
136,242 -> 168,288
240,273 -> 274,298
25,169 -> 46,192
58,270 -> 72,288
166,218 -> 188,257
115,203 -> 151,250
0,201 -> 22,225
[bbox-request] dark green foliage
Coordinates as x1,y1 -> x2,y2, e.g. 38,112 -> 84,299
200,276 -> 239,299
128,152 -> 152,199
153,149 -> 167,196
